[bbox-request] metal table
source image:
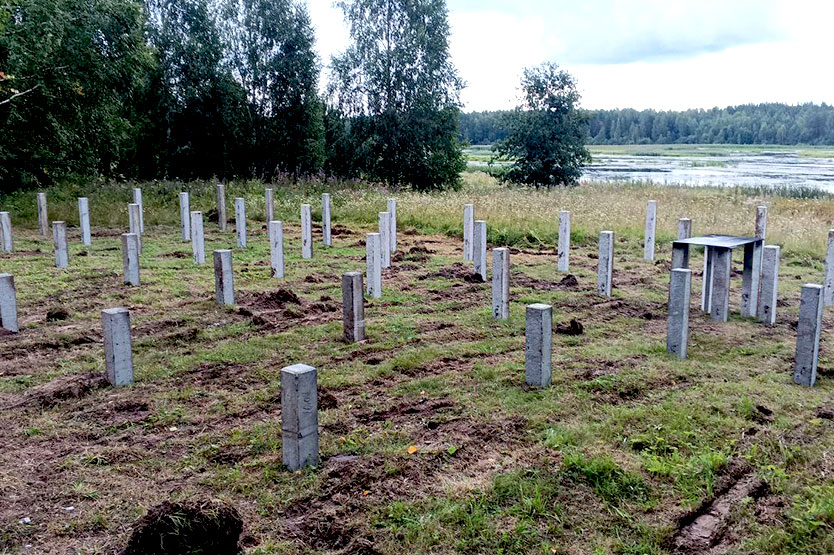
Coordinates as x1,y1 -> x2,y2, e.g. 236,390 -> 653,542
671,235 -> 763,322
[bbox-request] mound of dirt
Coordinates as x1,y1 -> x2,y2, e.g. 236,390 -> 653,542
20,372 -> 109,408
248,289 -> 301,310
555,319 -> 584,335
559,274 -> 579,288
123,500 -> 243,555
46,307 -> 71,321
419,263 -> 483,283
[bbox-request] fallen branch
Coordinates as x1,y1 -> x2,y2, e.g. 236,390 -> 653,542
0,83 -> 41,106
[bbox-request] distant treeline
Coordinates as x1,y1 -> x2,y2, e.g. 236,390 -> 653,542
460,103 -> 834,145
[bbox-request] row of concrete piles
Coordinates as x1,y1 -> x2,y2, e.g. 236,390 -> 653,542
1,191 -> 832,471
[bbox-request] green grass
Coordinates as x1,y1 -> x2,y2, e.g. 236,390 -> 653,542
0,177 -> 833,552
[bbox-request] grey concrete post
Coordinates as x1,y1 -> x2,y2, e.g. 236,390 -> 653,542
366,233 -> 382,299
677,218 -> 692,240
557,210 -> 570,272
269,221 -> 285,278
794,284 -> 823,387
179,192 -> 190,241
322,193 -> 332,247
474,220 -> 487,282
644,200 -> 657,260
824,229 -> 834,306
758,245 -> 780,325
265,188 -> 274,224
78,197 -> 91,246
216,183 -> 227,231
755,206 -> 768,240
741,242 -> 762,318
492,247 -> 510,320
671,243 -> 690,270
463,204 -> 474,261
597,231 -> 614,297
281,363 -> 319,470
0,273 -> 19,333
235,197 -> 246,248
0,212 -> 13,252
37,192 -> 48,235
128,203 -> 142,252
342,272 -> 365,342
387,198 -> 397,253
121,233 -> 140,286
702,247 -> 714,313
525,304 -> 552,387
301,204 -> 313,260
102,308 -> 133,387
710,247 -> 732,322
53,221 -> 68,268
754,206 -> 767,310
378,212 -> 390,268
132,187 -> 144,233
213,249 -> 235,306
667,269 -> 692,359
190,211 -> 205,264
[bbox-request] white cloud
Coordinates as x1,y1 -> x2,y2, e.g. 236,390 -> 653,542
305,0 -> 834,111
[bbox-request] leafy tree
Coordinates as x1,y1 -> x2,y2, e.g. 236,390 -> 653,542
142,0 -> 251,180
329,0 -> 465,190
493,63 -> 590,187
0,0 -> 153,188
221,0 -> 323,177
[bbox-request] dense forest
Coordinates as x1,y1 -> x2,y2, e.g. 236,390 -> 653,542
0,0 -> 464,191
460,103 -> 834,146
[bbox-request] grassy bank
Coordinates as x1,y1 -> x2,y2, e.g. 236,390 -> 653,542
3,172 -> 834,257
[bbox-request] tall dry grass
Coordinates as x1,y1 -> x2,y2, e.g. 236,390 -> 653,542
2,172 -> 833,257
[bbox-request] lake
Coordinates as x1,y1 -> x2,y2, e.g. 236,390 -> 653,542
466,145 -> 834,192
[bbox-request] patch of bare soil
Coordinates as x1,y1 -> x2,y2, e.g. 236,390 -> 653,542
418,263 -> 484,283
283,410 -> 528,553
123,500 -> 243,555
514,273 -> 585,292
239,289 -> 340,331
670,458 -> 769,553
393,244 -> 436,263
5,372 -> 109,409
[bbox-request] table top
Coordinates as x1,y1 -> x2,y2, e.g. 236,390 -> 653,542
673,235 -> 762,248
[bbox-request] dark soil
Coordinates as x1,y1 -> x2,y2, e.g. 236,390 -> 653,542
555,318 -> 584,335
123,500 -> 243,555
418,263 -> 484,283
670,458 -> 769,553
46,307 -> 71,321
11,371 -> 110,409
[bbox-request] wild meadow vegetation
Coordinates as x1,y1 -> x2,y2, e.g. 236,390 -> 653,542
1,173 -> 834,552
3,0 -> 834,552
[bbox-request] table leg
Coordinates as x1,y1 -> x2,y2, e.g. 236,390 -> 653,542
702,246 -> 714,313
741,242 -> 761,318
711,247 -> 732,322
671,244 -> 690,270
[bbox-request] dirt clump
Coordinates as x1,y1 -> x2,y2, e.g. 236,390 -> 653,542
419,263 -> 485,283
123,500 -> 243,555
555,319 -> 584,335
46,307 -> 71,321
560,274 -> 579,288
247,289 -> 301,310
816,406 -> 834,420
16,372 -> 109,408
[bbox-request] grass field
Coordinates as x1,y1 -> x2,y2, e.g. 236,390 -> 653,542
1,174 -> 833,553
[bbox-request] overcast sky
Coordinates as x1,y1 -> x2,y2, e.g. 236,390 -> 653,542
307,0 -> 834,111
